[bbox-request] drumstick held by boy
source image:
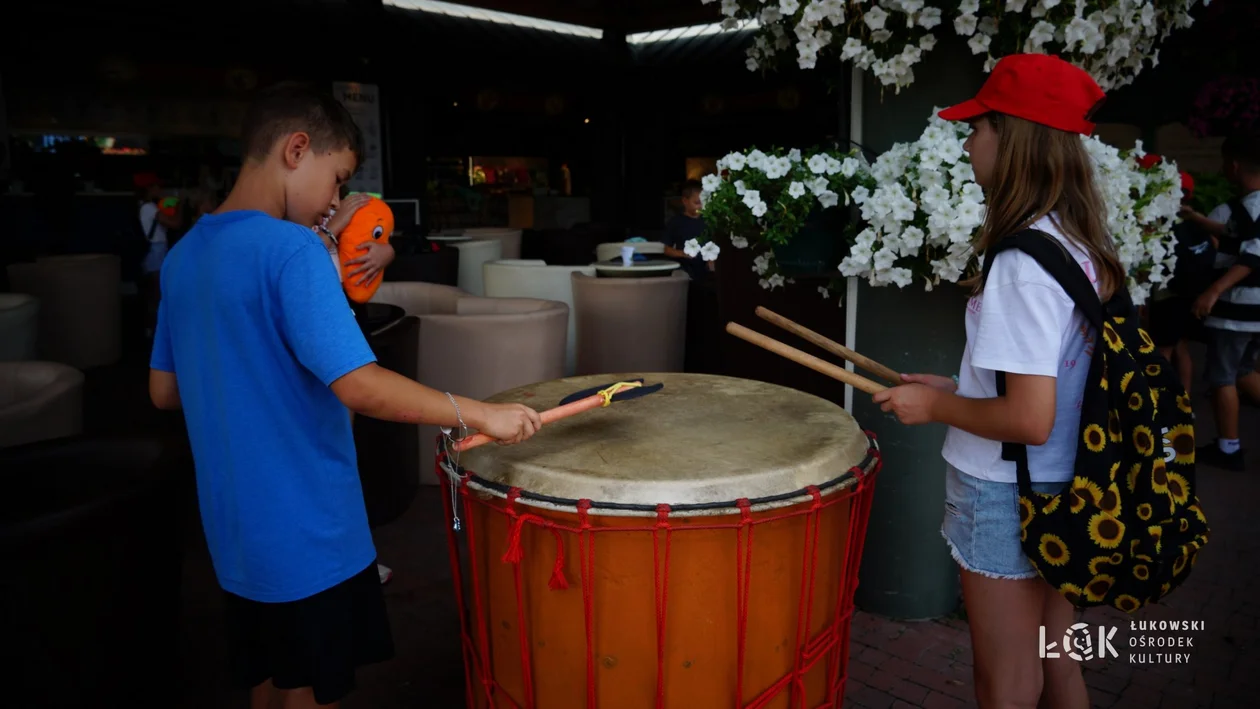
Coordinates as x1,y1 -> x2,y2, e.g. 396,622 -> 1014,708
148,81 -> 541,709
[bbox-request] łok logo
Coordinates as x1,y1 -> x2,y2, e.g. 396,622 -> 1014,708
1039,622 -> 1118,661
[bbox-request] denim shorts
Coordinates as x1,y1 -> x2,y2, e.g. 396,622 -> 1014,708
940,464 -> 1069,580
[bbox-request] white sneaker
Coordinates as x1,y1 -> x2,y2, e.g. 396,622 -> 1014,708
377,563 -> 393,585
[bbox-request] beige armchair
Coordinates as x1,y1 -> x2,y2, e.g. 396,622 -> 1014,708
483,260 -> 597,376
0,293 -> 39,362
462,228 -> 523,260
571,271 -> 689,375
371,282 -> 568,483
450,239 -> 504,296
6,254 -> 122,370
0,362 -> 85,448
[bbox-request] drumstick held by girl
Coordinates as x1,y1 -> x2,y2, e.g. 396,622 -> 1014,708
873,54 -> 1118,709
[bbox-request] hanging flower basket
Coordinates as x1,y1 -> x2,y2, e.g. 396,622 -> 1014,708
711,0 -> 1204,93
692,111 -> 1185,306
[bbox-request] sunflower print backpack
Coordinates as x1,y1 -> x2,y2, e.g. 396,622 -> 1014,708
983,230 -> 1210,613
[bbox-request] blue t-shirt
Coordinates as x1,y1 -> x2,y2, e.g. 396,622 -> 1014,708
150,210 -> 377,603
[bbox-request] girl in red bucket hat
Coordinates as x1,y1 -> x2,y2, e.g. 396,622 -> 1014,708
874,54 -> 1122,709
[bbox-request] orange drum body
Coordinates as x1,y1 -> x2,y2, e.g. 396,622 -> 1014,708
438,373 -> 881,709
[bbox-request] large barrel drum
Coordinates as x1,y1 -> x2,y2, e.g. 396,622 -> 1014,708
438,373 -> 881,709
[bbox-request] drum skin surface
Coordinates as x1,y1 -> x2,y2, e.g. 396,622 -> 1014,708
439,373 -> 881,709
461,373 -> 870,509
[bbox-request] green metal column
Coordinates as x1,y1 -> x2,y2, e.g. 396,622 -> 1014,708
851,280 -> 968,619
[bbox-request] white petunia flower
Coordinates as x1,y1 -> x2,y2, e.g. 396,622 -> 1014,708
684,239 -> 702,258
954,13 -> 978,36
863,5 -> 889,31
752,253 -> 771,275
700,241 -> 721,261
917,6 -> 942,29
730,235 -> 749,249
788,181 -> 807,199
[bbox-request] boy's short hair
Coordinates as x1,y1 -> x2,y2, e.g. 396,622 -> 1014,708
240,82 -> 364,168
681,180 -> 703,199
1222,130 -> 1260,173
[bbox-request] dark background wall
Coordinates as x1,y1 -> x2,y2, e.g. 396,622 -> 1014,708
0,0 -> 1251,250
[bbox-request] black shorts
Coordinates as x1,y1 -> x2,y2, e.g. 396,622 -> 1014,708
1148,295 -> 1203,347
1205,328 -> 1260,389
222,562 -> 394,704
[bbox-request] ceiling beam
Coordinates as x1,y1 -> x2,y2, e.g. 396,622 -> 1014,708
437,0 -> 721,33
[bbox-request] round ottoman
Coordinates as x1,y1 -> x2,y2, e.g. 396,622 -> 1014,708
7,254 -> 122,369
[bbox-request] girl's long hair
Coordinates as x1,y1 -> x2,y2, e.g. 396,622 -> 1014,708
964,113 -> 1125,301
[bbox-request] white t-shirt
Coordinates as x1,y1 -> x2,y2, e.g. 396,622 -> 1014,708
941,215 -> 1102,484
139,202 -> 169,274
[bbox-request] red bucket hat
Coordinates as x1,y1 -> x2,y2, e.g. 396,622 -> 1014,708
938,54 -> 1106,135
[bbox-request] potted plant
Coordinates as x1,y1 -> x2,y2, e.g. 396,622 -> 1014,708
688,147 -> 876,299
692,110 -> 1185,306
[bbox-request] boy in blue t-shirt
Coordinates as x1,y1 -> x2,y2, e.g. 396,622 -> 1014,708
149,82 -> 541,708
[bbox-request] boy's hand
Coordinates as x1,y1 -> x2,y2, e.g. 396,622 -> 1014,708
345,241 -> 395,286
872,384 -> 940,425
1193,288 -> 1219,319
325,193 -> 373,235
479,403 -> 543,445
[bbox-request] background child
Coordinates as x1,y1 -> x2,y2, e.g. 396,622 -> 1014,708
149,82 -> 540,709
661,179 -> 712,279
1149,170 -> 1215,396
1192,131 -> 1260,471
135,173 -> 182,338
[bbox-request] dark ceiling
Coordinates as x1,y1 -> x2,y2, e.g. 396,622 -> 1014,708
442,0 -> 723,33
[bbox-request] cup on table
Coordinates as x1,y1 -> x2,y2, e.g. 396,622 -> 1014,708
620,246 -> 636,266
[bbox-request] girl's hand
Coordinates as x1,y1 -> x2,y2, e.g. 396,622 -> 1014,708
872,384 -> 941,425
900,373 -> 958,393
325,193 -> 374,236
345,241 -> 395,286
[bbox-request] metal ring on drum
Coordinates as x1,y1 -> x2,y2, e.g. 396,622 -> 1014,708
437,372 -> 882,709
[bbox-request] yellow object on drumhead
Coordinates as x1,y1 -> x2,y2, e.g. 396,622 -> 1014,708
441,372 -> 881,709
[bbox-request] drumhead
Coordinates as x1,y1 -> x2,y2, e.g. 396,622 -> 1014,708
456,373 -> 872,511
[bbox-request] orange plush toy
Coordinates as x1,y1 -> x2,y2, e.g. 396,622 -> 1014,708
338,197 -> 394,303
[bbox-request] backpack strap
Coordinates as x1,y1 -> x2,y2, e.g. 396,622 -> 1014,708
982,229 -> 1107,497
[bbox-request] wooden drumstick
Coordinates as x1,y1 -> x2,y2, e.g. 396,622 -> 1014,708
450,382 -> 653,452
725,322 -> 887,395
755,306 -> 902,384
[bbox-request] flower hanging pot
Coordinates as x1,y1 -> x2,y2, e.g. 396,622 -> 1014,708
771,206 -> 850,276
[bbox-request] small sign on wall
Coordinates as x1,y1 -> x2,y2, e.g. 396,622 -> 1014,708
333,81 -> 384,195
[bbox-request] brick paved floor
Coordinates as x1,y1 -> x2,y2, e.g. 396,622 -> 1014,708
842,394 -> 1258,709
